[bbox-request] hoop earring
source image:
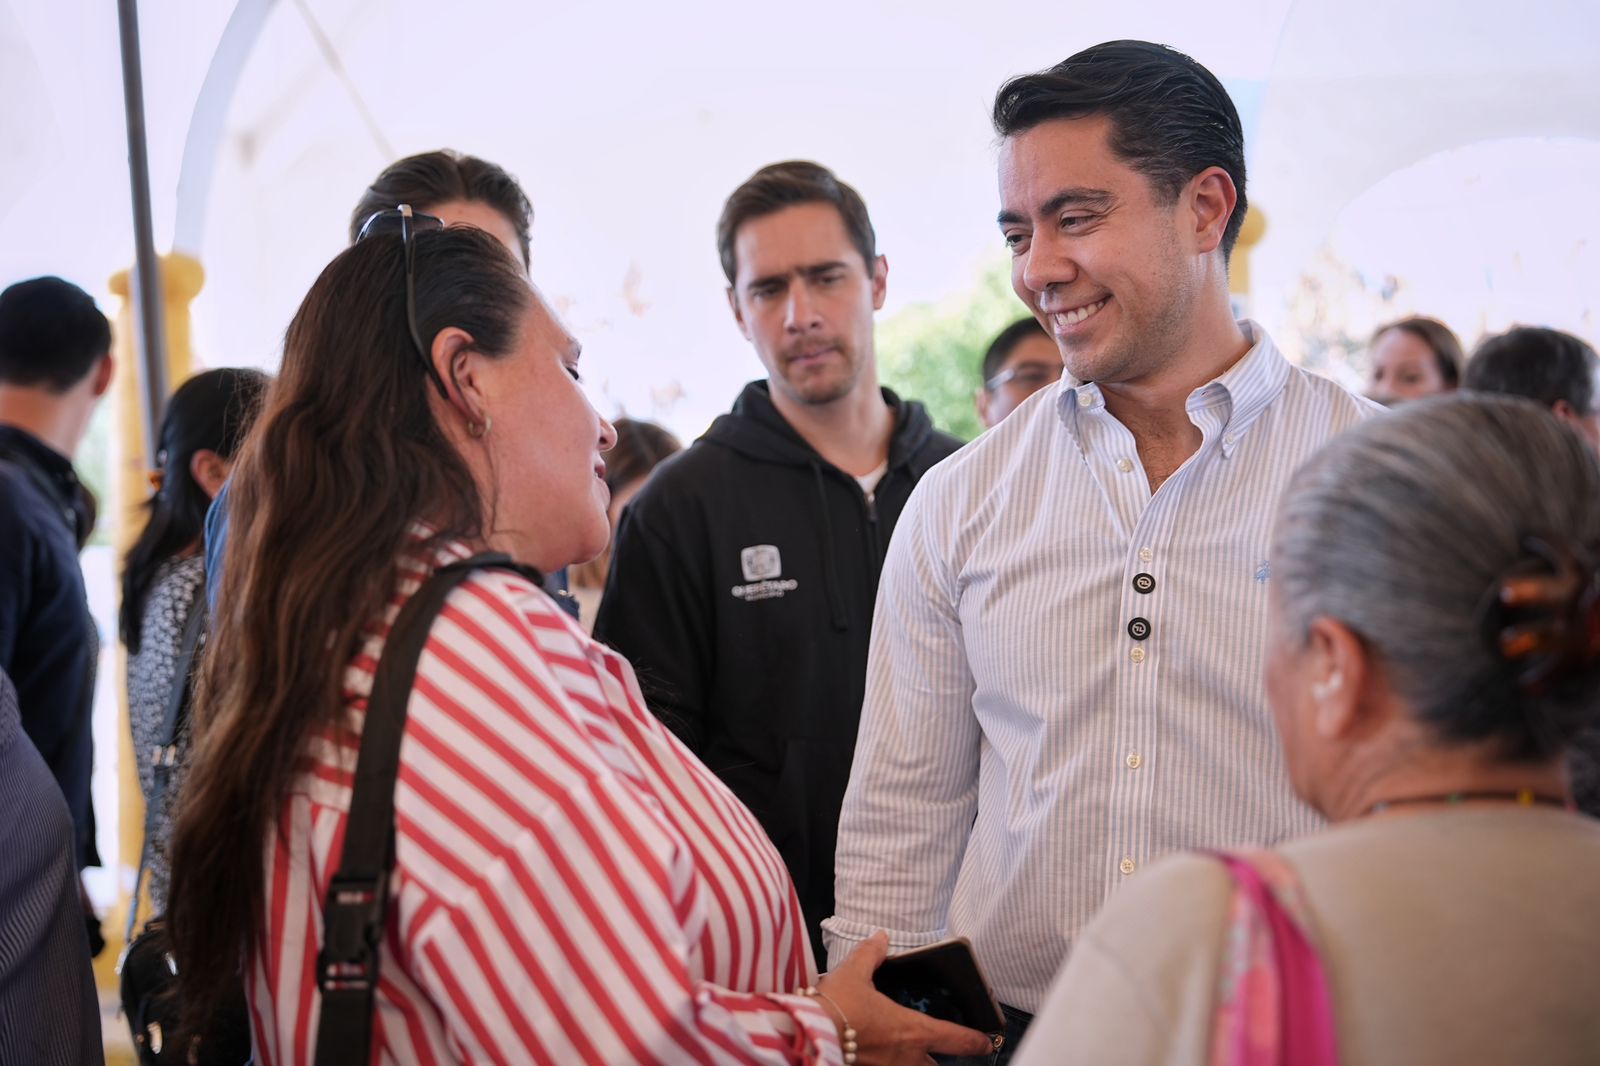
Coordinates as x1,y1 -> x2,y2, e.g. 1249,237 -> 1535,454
468,415 -> 492,439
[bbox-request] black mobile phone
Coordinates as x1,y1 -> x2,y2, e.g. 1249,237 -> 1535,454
872,937 -> 1006,1034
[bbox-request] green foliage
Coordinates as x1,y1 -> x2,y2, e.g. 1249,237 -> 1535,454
78,399 -> 115,546
877,258 -> 1031,442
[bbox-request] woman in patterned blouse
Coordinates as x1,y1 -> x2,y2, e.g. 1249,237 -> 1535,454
120,366 -> 267,911
166,225 -> 990,1065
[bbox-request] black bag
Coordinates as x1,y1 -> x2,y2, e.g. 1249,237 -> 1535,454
313,554 -> 540,1064
117,582 -> 251,1065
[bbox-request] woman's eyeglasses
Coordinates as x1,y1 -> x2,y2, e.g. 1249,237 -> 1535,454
356,204 -> 450,400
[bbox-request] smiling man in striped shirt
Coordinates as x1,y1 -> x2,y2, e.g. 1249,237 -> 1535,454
826,40 -> 1378,1060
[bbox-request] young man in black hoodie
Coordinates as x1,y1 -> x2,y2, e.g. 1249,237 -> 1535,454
594,161 -> 962,959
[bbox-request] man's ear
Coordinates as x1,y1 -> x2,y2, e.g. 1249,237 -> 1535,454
91,352 -> 114,397
1188,166 -> 1238,258
975,387 -> 992,429
429,326 -> 487,429
1306,616 -> 1372,740
1552,398 -> 1600,452
726,286 -> 753,342
870,254 -> 888,311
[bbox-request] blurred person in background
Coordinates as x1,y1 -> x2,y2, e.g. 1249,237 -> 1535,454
0,667 -> 102,1065
1365,315 -> 1462,406
1016,395 -> 1600,1065
1463,325 -> 1600,452
1464,325 -> 1600,814
199,149 -> 587,617
0,275 -> 112,953
975,316 -> 1061,428
567,416 -> 681,629
345,150 -> 532,267
167,226 -> 989,1064
595,161 -> 964,961
121,367 -> 269,913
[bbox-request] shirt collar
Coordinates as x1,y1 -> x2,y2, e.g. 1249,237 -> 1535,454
0,423 -> 76,485
403,521 -> 477,568
0,423 -> 91,542
1055,321 -> 1290,459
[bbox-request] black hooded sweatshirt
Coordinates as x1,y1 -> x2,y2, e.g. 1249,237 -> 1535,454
594,381 -> 962,957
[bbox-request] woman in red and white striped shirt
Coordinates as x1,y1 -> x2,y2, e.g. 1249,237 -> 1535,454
168,222 -> 989,1066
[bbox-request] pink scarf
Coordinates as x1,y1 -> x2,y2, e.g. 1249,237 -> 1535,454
1208,850 -> 1340,1066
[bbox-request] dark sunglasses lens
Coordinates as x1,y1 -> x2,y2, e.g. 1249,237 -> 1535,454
357,209 -> 445,241
357,213 -> 402,241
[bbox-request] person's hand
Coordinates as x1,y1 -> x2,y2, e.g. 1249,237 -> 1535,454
814,931 -> 995,1066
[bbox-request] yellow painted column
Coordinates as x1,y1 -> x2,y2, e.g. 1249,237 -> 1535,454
97,253 -> 205,990
1230,205 -> 1269,304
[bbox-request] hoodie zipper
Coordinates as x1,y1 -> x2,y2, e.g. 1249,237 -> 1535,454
861,480 -> 886,587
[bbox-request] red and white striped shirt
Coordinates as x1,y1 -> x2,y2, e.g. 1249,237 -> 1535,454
248,538 -> 842,1065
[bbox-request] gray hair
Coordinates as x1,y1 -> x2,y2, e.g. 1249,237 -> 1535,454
1273,393 -> 1600,759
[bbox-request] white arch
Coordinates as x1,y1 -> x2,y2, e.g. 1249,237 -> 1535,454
171,0 -> 276,256
1247,0 -> 1600,342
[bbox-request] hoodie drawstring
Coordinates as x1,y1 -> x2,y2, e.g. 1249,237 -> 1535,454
810,462 -> 850,632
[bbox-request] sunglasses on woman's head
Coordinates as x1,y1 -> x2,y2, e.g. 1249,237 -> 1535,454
356,204 -> 450,400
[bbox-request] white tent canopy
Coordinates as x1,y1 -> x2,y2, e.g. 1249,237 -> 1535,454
3,0 -> 1599,436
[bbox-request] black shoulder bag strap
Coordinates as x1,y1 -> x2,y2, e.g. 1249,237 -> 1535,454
313,553 -> 543,1065
126,576 -> 209,941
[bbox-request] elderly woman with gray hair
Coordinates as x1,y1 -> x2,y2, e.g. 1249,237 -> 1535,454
1014,394 -> 1600,1066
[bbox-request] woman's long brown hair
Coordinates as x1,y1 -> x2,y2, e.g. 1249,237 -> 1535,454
166,227 -> 530,1033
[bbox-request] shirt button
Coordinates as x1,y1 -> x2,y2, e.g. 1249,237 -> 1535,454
1077,391 -> 1094,408
1129,647 -> 1146,663
1119,857 -> 1136,875
1127,617 -> 1150,641
1116,457 -> 1134,473
1132,573 -> 1156,594
1224,433 -> 1237,446
1126,752 -> 1143,769
1139,547 -> 1152,563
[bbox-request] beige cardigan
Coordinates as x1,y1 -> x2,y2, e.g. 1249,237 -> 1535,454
1014,807 -> 1600,1065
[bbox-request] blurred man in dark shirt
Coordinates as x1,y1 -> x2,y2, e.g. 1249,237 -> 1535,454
0,276 -> 113,949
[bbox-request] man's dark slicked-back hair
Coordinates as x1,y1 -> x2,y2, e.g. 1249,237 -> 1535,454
0,276 -> 112,393
992,40 -> 1249,260
1465,326 -> 1600,416
982,316 -> 1051,384
717,161 -> 877,286
348,149 -> 534,269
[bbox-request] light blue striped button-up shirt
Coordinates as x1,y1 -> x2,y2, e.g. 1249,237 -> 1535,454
825,323 -> 1380,1010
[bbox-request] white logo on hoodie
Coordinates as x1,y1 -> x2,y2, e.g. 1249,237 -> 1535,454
733,544 -> 797,601
741,544 -> 782,581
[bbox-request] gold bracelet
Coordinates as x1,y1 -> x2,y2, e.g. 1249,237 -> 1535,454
798,984 -> 859,1065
